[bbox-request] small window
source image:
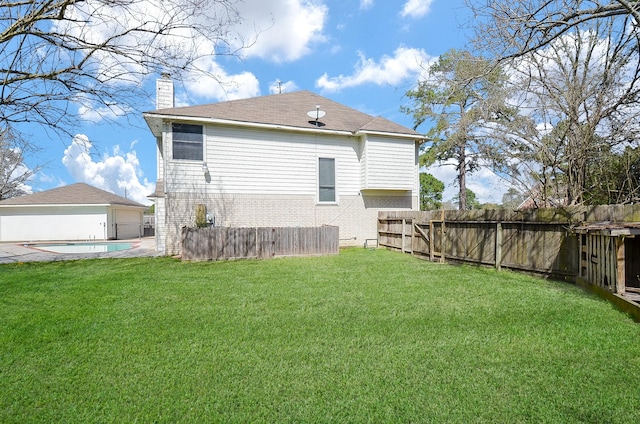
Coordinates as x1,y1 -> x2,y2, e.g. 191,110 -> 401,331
318,158 -> 336,202
172,123 -> 203,161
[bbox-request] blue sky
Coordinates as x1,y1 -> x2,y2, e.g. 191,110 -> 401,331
25,0 -> 508,206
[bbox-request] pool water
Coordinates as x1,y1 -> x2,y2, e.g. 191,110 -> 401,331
31,242 -> 135,254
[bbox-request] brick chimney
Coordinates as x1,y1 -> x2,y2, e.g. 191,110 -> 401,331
156,73 -> 174,110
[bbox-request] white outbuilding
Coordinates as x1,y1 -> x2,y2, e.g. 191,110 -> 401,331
0,183 -> 147,242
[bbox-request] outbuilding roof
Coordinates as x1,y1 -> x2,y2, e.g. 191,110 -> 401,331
574,221 -> 640,236
0,183 -> 147,208
143,90 -> 423,138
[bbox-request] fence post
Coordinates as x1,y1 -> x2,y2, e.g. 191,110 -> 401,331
440,210 -> 446,263
401,218 -> 406,253
496,222 -> 502,271
411,219 -> 415,256
429,220 -> 435,262
616,236 -> 625,294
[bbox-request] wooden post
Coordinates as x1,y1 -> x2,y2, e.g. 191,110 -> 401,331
402,218 -> 406,253
495,222 -> 502,271
579,234 -> 585,278
440,209 -> 446,263
411,218 -> 415,256
429,220 -> 435,262
616,236 -> 625,295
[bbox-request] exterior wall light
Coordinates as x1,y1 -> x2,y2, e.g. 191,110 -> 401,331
202,162 -> 209,174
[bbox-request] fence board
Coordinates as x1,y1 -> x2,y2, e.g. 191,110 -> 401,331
378,210 -> 580,279
182,226 -> 339,261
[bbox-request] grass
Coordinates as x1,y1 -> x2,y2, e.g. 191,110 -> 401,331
1,248 -> 639,423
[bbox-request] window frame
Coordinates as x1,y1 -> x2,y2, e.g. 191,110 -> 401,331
172,123 -> 203,161
318,157 -> 337,204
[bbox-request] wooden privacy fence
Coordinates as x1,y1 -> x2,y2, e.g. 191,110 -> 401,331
379,209 -> 588,280
378,206 -> 640,319
182,226 -> 339,261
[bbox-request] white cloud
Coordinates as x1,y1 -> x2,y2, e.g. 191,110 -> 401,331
426,161 -> 458,202
10,164 -> 34,196
426,160 -> 508,205
360,0 -> 374,10
401,0 -> 434,18
316,46 -> 432,92
466,167 -> 509,205
76,97 -> 130,123
234,0 -> 329,62
62,134 -> 154,206
183,59 -> 261,102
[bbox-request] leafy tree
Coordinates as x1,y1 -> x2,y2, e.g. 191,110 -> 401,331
453,188 -> 481,210
584,146 -> 640,204
419,172 -> 445,210
403,49 -> 509,211
501,187 -> 526,209
1,1 -> 250,139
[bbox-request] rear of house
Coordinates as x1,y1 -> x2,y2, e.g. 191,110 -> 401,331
144,79 -> 422,255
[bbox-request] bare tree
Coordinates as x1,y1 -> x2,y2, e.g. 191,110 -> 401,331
472,0 -> 640,205
0,127 -> 40,200
469,0 -> 640,59
1,1 -> 250,136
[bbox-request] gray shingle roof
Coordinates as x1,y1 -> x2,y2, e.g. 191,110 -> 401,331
144,90 -> 421,137
0,183 -> 147,208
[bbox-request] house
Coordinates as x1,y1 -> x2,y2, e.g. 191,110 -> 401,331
143,76 -> 423,255
0,183 -> 146,242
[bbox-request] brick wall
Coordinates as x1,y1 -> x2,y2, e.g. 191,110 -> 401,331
159,192 -> 416,255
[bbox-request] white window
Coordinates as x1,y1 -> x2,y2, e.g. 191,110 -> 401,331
318,158 -> 336,202
172,123 -> 203,161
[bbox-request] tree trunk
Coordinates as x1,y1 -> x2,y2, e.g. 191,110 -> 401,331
458,146 -> 467,211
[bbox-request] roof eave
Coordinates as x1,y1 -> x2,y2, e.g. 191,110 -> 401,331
356,129 -> 425,140
144,113 -> 360,137
143,113 -> 164,138
0,203 -> 146,209
144,113 -> 423,139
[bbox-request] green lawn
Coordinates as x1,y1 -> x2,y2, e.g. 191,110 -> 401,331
1,248 -> 639,423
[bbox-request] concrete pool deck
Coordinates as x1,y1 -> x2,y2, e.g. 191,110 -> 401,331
0,237 -> 161,264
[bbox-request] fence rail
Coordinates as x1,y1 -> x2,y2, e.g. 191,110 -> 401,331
378,209 -> 589,280
182,226 -> 339,261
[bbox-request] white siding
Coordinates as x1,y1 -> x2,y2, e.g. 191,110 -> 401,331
0,206 -> 108,242
165,125 -> 362,197
361,135 -> 417,191
156,136 -> 164,181
154,197 -> 166,252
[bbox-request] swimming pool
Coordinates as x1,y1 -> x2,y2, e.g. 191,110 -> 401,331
29,241 -> 135,254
